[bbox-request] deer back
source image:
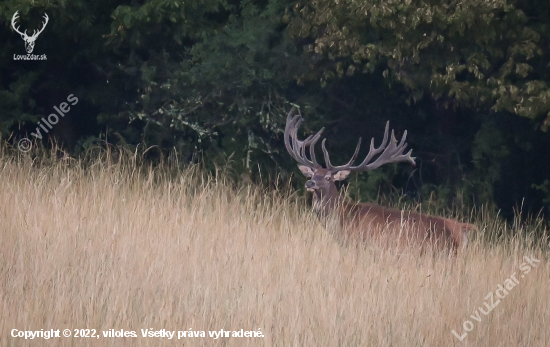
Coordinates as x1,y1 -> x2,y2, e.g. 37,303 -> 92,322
339,202 -> 472,250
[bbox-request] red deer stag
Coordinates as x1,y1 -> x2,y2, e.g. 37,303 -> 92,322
284,107 -> 473,251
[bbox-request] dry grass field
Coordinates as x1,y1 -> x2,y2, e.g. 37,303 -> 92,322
1,149 -> 549,346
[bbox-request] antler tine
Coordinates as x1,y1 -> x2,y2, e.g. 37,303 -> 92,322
32,13 -> 49,37
351,121 -> 391,168
325,120 -> 415,173
286,112 -> 414,173
284,107 -> 323,169
321,137 -> 362,171
321,139 -> 330,168
308,130 -> 323,167
284,112 -> 303,163
322,121 -> 389,172
359,125 -> 415,171
11,11 -> 25,36
11,11 -> 48,39
291,121 -> 318,166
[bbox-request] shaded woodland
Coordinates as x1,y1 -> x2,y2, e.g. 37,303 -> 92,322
1,0 -> 550,218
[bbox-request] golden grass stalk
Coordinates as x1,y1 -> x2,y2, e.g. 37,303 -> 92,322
1,148 -> 548,346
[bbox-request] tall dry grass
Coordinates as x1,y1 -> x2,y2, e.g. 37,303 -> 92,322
0,148 -> 548,346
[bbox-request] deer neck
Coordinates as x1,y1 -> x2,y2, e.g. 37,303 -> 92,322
312,182 -> 344,220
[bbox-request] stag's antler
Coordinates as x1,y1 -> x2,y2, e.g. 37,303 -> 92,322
11,11 -> 24,37
321,121 -> 415,172
284,107 -> 415,173
284,107 -> 325,169
12,11 -> 49,38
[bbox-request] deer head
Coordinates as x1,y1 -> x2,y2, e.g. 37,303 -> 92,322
284,107 -> 415,217
12,11 -> 49,54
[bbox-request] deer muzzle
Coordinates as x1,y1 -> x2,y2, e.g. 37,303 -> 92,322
305,180 -> 316,191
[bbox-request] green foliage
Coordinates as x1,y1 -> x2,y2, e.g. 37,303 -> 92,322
288,0 -> 550,129
471,119 -> 509,196
98,0 -> 310,179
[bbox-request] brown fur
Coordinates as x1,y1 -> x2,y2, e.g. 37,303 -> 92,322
341,202 -> 475,251
301,167 -> 475,252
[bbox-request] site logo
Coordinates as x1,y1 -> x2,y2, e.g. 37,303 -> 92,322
11,11 -> 48,61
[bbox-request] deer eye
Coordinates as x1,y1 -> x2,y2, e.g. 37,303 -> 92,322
324,176 -> 331,181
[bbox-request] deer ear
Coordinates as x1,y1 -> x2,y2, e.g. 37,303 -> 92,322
332,170 -> 351,181
297,165 -> 314,178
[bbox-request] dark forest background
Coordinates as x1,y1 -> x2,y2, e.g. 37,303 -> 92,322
1,0 -> 550,219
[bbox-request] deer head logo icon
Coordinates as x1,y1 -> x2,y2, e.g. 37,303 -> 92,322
11,11 -> 49,54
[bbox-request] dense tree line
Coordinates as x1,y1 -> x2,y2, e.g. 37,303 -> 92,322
1,0 -> 550,218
